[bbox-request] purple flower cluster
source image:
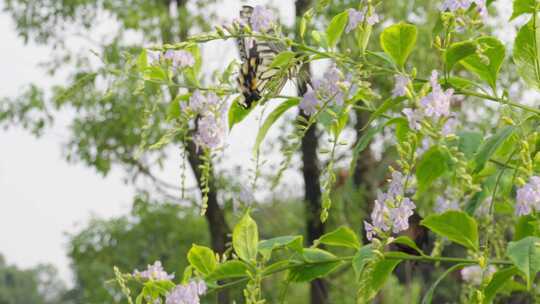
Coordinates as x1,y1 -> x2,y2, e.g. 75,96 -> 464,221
165,280 -> 207,304
133,261 -> 174,281
392,75 -> 410,98
434,197 -> 460,214
460,265 -> 496,286
364,171 -> 416,240
346,8 -> 380,33
147,50 -> 195,69
250,5 -> 274,32
299,65 -> 350,115
440,0 -> 488,20
184,90 -> 227,150
403,70 -> 454,131
515,176 -> 540,216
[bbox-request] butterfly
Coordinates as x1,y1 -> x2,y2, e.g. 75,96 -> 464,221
235,5 -> 291,109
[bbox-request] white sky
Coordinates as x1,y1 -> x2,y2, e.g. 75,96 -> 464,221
0,0 -> 528,286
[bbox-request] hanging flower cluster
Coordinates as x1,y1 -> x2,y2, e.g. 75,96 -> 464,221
403,70 -> 454,131
460,265 -> 496,286
250,5 -> 275,32
364,171 -> 416,240
133,261 -> 174,281
440,0 -> 488,20
300,65 -> 350,115
165,280 -> 207,304
515,176 -> 540,216
183,90 -> 228,150
391,75 -> 410,98
345,7 -> 380,33
147,50 -> 195,69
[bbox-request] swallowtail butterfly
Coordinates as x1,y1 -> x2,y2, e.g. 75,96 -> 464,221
236,5 -> 291,109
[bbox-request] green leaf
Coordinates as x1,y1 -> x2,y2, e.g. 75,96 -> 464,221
506,236 -> 540,288
326,11 -> 349,48
352,245 -> 375,280
187,244 -> 217,276
380,23 -> 418,67
317,226 -> 360,249
515,215 -> 540,241
137,49 -> 148,72
143,66 -> 168,82
483,267 -> 519,304
206,261 -> 249,281
288,248 -> 341,282
514,18 -> 540,91
474,126 -> 515,173
445,40 -> 477,71
350,117 -> 408,174
270,51 -> 295,68
422,263 -> 468,304
510,0 -> 537,20
358,258 -> 402,301
232,212 -> 259,262
421,210 -> 479,251
392,236 -> 424,256
253,98 -> 299,153
228,97 -> 253,130
416,146 -> 450,193
460,36 -> 505,90
458,131 -> 484,158
258,235 -> 303,260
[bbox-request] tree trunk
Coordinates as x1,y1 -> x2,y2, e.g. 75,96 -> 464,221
295,1 -> 328,303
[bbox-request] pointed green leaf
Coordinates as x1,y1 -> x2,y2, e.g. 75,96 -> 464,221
460,36 -> 505,90
445,40 -> 477,71
254,98 -> 299,153
421,210 -> 479,251
422,263 -> 468,304
270,51 -> 295,68
510,0 -> 537,20
352,245 -> 375,280
258,235 -> 303,260
514,17 -> 540,91
506,236 -> 540,289
416,145 -> 450,193
187,244 -> 217,276
483,267 -> 519,304
206,261 -> 249,281
326,11 -> 349,48
380,23 -> 418,67
317,226 -> 361,249
228,97 -> 253,130
232,212 -> 259,262
392,236 -> 424,256
474,126 -> 515,173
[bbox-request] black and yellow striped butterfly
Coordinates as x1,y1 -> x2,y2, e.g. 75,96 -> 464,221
236,5 -> 291,109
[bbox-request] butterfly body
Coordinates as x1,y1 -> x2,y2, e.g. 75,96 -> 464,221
235,5 -> 289,109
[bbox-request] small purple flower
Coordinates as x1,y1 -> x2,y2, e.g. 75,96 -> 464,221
515,176 -> 540,216
311,65 -> 347,105
164,50 -> 195,68
147,50 -> 162,65
387,171 -> 404,198
442,117 -> 458,136
440,0 -> 471,11
250,6 -> 274,32
434,197 -> 460,213
390,198 -> 416,233
165,280 -> 207,304
403,108 -> 423,130
346,9 -> 365,33
364,221 -> 375,241
133,261 -> 174,281
392,75 -> 410,98
188,90 -> 207,113
345,8 -> 379,33
420,70 -> 453,119
300,86 -> 320,116
195,114 -> 226,149
461,265 -> 496,286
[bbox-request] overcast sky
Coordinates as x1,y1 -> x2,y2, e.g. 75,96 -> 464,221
0,0 -> 527,286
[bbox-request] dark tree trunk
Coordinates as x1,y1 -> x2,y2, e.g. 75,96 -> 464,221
295,1 -> 328,303
164,1 -> 231,302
